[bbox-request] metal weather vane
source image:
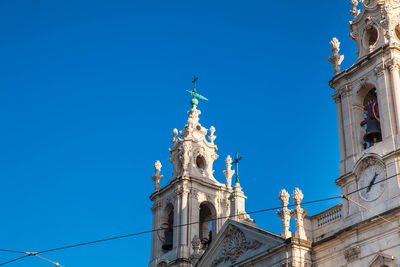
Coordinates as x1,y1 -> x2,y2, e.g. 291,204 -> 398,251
186,75 -> 208,107
232,152 -> 243,185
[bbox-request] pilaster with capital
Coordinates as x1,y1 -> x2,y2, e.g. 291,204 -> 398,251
291,188 -> 307,240
374,62 -> 395,139
388,59 -> 400,134
277,189 -> 292,239
333,90 -> 346,171
340,84 -> 358,162
150,199 -> 162,261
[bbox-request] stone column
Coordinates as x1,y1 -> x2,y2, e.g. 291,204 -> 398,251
277,189 -> 292,239
291,188 -> 307,240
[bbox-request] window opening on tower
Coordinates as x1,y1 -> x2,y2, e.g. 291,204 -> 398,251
162,209 -> 174,251
199,203 -> 213,249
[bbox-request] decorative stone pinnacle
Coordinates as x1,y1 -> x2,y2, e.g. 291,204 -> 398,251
208,126 -> 216,143
154,160 -> 162,173
350,0 -> 360,19
328,37 -> 345,75
152,160 -> 163,191
186,75 -> 208,107
223,155 -> 235,188
291,187 -> 307,240
277,189 -> 292,239
279,189 -> 290,207
292,187 -> 304,205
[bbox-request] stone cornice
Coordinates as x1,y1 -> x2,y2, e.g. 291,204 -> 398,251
150,175 -> 231,201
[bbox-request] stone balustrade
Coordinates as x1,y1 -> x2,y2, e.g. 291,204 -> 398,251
316,204 -> 342,227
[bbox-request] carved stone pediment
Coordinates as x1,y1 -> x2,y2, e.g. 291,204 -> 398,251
197,220 -> 285,267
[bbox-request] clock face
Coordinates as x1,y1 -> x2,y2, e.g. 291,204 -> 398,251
358,165 -> 385,201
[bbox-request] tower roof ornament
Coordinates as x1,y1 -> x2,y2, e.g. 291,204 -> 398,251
232,152 -> 243,186
350,0 -> 361,19
186,75 -> 208,107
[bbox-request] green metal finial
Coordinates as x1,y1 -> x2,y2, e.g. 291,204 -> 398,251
186,75 -> 208,107
232,152 -> 243,185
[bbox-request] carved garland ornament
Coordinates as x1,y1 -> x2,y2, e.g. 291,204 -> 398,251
210,225 -> 261,266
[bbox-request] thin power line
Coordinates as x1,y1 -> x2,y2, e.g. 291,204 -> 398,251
343,194 -> 400,230
0,173 -> 398,266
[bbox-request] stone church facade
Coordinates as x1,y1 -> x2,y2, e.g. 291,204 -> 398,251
148,1 -> 400,266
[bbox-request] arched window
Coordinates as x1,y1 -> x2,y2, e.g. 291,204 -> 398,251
161,204 -> 174,251
199,202 -> 216,249
360,88 -> 382,148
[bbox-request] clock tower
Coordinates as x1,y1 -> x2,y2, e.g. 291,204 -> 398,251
328,0 -> 400,224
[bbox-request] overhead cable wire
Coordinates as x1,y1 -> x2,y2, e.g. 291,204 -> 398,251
342,194 -> 400,230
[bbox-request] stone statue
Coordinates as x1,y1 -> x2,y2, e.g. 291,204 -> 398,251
152,160 -> 163,191
328,37 -> 345,75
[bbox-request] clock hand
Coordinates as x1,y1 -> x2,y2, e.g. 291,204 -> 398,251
366,172 -> 378,193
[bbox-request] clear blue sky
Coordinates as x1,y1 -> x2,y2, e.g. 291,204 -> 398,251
0,1 -> 357,266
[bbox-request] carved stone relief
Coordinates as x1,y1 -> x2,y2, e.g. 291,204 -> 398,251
344,246 -> 360,263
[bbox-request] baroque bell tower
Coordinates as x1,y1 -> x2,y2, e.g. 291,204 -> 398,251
328,0 -> 400,225
148,78 -> 253,267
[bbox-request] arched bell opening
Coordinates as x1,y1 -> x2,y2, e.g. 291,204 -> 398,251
359,87 -> 382,149
199,202 -> 216,249
160,204 -> 174,252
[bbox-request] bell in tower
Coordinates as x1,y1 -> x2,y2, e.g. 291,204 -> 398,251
360,90 -> 382,146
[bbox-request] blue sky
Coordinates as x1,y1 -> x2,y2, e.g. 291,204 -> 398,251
0,1 -> 357,266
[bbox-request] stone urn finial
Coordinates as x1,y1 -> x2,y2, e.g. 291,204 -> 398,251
328,37 -> 345,75
278,189 -> 290,207
292,187 -> 304,205
152,160 -> 163,191
291,188 -> 307,240
208,126 -> 216,143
